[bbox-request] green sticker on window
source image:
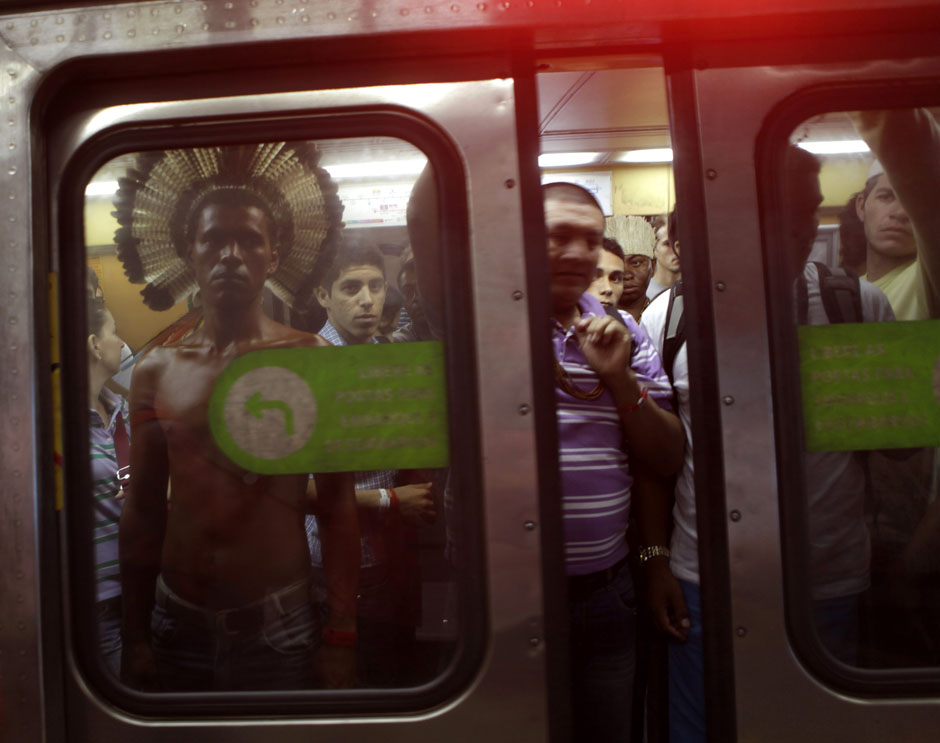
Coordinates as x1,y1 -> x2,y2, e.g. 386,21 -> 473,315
798,321 -> 940,452
208,342 -> 449,473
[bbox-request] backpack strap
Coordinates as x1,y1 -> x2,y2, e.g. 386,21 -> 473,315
662,281 -> 685,386
813,262 -> 863,325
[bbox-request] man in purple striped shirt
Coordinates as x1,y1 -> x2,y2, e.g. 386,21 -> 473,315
544,182 -> 683,740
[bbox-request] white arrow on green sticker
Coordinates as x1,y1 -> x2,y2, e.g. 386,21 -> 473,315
209,342 -> 450,474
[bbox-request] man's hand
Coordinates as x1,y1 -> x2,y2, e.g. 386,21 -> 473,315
396,483 -> 436,525
121,640 -> 160,690
645,559 -> 690,642
314,643 -> 356,689
574,315 -> 633,388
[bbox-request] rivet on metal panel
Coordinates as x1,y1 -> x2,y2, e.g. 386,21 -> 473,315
78,35 -> 87,41
529,637 -> 540,647
151,6 -> 160,16
400,7 -> 410,16
706,168 -> 717,180
425,5 -> 434,12
202,22 -> 210,30
29,38 -> 38,46
349,10 -> 360,20
224,21 -> 236,29
518,404 -> 530,415
512,290 -> 524,300
477,2 -> 487,11
301,15 -> 310,23
729,509 -> 741,522
736,626 -> 747,637
176,6 -> 184,14
451,3 -> 460,11
249,0 -> 258,6
504,178 -> 516,189
127,29 -> 136,38
29,19 -> 38,27
276,17 -> 285,24
722,395 -> 733,405
715,280 -> 726,291
327,11 -> 336,20
103,12 -> 111,20
176,25 -> 186,33
56,35 -> 65,42
527,0 -> 534,6
103,31 -> 112,39
126,7 -> 136,17
224,1 -> 233,9
524,520 -> 536,531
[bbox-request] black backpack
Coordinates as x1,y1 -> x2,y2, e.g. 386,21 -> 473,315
796,262 -> 863,326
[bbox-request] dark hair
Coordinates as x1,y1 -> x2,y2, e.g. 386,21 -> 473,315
397,256 -> 417,288
320,244 -> 386,292
602,237 -> 624,260
838,193 -> 867,269
185,188 -> 276,254
543,182 -> 604,214
87,294 -> 111,337
383,285 -> 404,314
667,209 -> 678,244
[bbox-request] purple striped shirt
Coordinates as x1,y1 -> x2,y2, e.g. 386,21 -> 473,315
554,293 -> 673,575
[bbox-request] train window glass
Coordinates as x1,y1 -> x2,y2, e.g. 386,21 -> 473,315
78,135 -> 470,700
776,107 -> 940,673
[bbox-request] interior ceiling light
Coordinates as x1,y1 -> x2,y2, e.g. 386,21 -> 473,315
322,157 -> 428,180
538,152 -> 602,168
797,140 -> 870,155
615,148 -> 673,163
85,180 -> 119,197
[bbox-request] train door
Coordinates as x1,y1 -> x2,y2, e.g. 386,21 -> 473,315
10,32 -> 571,743
666,40 -> 940,741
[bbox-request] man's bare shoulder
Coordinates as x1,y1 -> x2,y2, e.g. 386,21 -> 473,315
260,318 -> 333,349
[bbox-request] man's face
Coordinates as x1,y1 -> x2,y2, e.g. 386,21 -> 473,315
856,174 -> 916,261
545,197 -> 605,314
188,203 -> 277,308
654,225 -> 680,274
622,254 -> 655,304
587,249 -> 624,310
316,264 -> 387,342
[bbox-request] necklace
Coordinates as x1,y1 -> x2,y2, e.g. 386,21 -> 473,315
554,358 -> 604,400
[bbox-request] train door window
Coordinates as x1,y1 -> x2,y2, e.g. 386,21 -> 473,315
768,105 -> 940,681
70,130 -> 481,709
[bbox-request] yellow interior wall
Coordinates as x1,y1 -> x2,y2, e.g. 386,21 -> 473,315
819,157 -> 872,208
86,253 -> 189,352
611,165 -> 675,215
85,200 -> 117,247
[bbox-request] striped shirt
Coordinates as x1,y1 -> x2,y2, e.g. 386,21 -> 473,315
89,387 -> 130,602
308,321 -> 396,568
555,293 -> 673,575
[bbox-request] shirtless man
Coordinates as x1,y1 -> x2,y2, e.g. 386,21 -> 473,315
119,187 -> 359,691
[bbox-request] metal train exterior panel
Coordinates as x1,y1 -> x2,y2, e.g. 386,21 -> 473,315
2,1 -> 940,742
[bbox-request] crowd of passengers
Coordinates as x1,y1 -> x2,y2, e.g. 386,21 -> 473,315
84,107 -> 940,741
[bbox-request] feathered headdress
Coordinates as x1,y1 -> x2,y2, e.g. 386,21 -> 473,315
113,141 -> 343,311
605,215 -> 656,259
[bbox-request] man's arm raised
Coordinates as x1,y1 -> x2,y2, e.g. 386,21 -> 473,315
119,351 -> 169,689
853,108 -> 940,318
575,315 -> 684,476
313,470 -> 359,688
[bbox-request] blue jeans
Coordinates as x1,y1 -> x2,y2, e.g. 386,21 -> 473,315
569,561 -> 637,741
668,580 -> 705,743
151,582 -> 319,691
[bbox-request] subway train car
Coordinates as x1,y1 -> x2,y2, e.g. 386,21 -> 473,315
3,0 -> 940,741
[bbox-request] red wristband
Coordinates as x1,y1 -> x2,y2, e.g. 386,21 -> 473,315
322,626 -> 357,647
619,387 -> 648,413
389,488 -> 399,511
